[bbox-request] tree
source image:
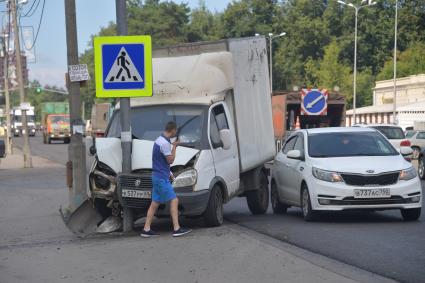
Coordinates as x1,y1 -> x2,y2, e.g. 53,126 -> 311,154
377,42 -> 425,81
73,0 -> 425,112
186,0 -> 218,42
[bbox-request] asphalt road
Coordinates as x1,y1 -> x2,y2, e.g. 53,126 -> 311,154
13,134 -> 69,165
12,135 -> 425,283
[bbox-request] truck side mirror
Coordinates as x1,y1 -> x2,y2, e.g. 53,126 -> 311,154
89,136 -> 97,156
219,129 -> 232,150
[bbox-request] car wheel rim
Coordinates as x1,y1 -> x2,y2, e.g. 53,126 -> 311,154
302,190 -> 309,216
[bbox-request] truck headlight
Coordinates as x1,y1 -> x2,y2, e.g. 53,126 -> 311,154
312,167 -> 343,183
399,166 -> 417,181
173,169 -> 197,188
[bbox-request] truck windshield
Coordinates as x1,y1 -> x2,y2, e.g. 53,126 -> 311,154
49,116 -> 70,123
308,132 -> 399,158
14,115 -> 35,123
107,105 -> 206,146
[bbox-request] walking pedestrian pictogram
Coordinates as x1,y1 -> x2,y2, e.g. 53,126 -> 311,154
105,47 -> 143,83
94,35 -> 152,98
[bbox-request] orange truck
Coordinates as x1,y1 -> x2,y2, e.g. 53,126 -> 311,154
41,102 -> 71,144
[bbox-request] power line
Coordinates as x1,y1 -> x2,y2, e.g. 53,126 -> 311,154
21,0 -> 40,17
20,0 -> 45,50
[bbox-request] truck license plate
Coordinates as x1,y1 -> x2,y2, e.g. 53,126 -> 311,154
353,188 -> 390,198
121,189 -> 151,199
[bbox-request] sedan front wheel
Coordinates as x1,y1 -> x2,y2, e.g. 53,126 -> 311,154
301,185 -> 317,221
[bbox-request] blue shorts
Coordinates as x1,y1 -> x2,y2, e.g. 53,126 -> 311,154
152,175 -> 177,203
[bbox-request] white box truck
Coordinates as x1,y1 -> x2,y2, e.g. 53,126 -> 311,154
11,107 -> 36,137
75,37 -> 274,232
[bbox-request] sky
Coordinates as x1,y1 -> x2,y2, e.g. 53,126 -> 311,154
7,0 -> 232,88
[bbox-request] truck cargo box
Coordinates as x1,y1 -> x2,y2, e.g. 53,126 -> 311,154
151,37 -> 275,172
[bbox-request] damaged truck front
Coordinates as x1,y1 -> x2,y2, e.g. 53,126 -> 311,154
85,37 -> 275,232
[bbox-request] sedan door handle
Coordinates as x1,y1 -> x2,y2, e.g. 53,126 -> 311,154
299,166 -> 304,172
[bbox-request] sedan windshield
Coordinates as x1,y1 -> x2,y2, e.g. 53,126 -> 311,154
107,105 -> 205,146
308,131 -> 399,158
372,126 -> 405,139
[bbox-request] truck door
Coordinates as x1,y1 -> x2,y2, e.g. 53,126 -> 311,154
208,103 -> 240,197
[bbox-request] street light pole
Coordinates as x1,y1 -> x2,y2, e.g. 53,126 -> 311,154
392,0 -> 398,124
338,0 -> 376,125
256,32 -> 286,94
269,35 -> 273,92
353,6 -> 358,124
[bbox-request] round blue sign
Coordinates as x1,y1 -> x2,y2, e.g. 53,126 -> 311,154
302,90 -> 326,114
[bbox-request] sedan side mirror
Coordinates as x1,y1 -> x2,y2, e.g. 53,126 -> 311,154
400,146 -> 413,156
287,149 -> 302,160
219,129 -> 232,150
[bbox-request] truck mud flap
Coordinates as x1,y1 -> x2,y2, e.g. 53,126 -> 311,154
60,200 -> 103,237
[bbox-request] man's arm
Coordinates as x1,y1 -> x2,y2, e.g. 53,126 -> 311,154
166,141 -> 178,164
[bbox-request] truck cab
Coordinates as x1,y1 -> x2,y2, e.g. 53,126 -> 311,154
86,37 -> 275,232
11,107 -> 36,137
43,114 -> 71,144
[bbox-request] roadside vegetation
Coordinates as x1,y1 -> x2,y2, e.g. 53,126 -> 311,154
75,0 -> 425,114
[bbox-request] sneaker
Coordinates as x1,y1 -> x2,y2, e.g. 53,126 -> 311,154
140,229 -> 159,238
173,227 -> 192,237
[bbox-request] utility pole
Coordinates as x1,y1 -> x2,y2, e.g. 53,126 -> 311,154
115,0 -> 133,232
10,0 -> 31,167
2,31 -> 11,154
64,0 -> 86,210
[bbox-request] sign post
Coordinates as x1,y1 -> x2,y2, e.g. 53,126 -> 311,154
94,2 -> 152,231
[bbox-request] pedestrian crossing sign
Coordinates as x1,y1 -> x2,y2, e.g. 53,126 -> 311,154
94,35 -> 152,98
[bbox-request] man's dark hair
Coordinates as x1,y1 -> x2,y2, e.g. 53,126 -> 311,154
165,121 -> 177,132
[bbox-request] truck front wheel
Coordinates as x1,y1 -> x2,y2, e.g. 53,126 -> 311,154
246,171 -> 269,215
204,185 -> 223,227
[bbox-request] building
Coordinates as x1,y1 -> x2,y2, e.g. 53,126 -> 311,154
272,91 -> 346,138
346,74 -> 425,128
0,51 -> 29,90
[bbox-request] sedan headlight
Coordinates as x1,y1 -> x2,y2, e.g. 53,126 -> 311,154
399,166 -> 417,181
173,169 -> 197,188
312,167 -> 343,183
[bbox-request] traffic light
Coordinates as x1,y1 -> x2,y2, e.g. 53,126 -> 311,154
36,87 -> 42,93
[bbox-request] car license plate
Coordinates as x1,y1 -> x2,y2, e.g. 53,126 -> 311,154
121,189 -> 151,199
353,188 -> 391,198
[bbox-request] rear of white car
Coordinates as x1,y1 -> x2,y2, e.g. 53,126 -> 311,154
357,124 -> 411,150
271,127 -> 422,221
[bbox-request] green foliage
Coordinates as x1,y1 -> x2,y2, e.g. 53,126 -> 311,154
377,42 -> 425,80
8,81 -> 68,122
74,0 -> 425,111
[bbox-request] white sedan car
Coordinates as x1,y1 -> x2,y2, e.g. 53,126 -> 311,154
271,127 -> 422,221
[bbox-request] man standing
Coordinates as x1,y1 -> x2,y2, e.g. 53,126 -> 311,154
141,121 -> 192,237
